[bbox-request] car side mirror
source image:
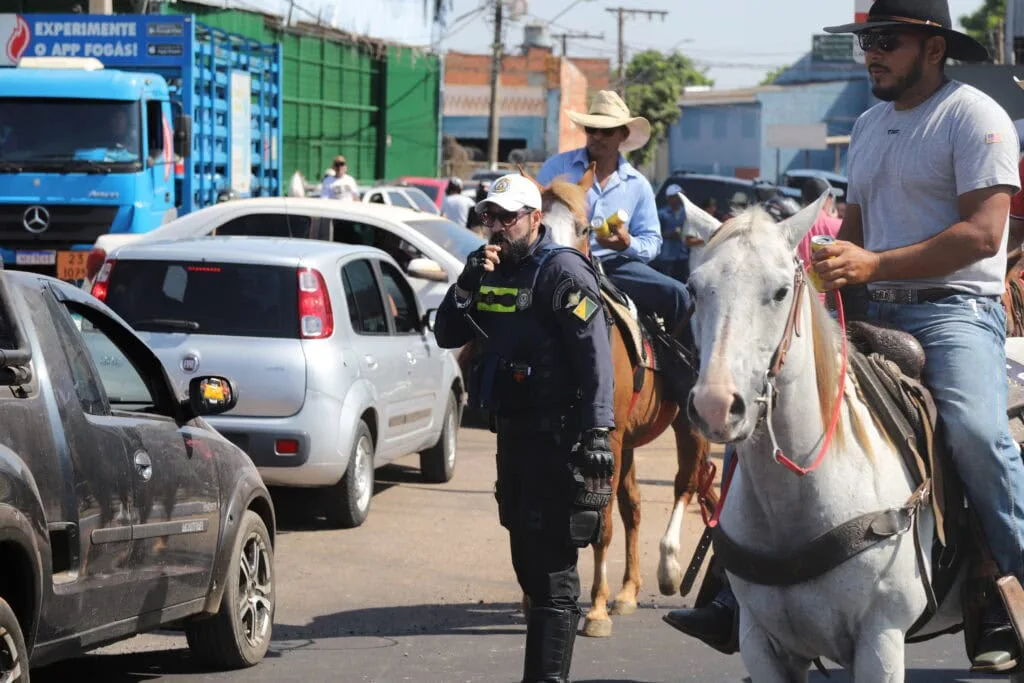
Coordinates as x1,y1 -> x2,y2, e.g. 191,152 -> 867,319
406,258 -> 449,282
422,308 -> 438,332
188,376 -> 237,417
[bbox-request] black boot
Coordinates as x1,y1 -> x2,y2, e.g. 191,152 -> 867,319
971,602 -> 1021,673
663,585 -> 739,655
522,607 -> 579,683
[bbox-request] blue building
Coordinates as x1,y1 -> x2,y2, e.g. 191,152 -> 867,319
667,44 -> 874,182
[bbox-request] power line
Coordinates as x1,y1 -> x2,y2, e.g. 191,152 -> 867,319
551,30 -> 605,57
604,7 -> 669,90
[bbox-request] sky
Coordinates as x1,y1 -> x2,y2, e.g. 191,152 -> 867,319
210,0 -> 988,90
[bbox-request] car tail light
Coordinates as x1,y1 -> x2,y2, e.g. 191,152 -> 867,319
84,247 -> 106,281
297,267 -> 333,339
90,259 -> 116,302
275,439 -> 299,455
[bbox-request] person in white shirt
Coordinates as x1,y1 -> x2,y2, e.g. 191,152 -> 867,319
320,155 -> 359,201
441,177 -> 475,227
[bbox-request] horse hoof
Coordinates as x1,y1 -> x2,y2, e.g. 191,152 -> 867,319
582,618 -> 613,638
658,580 -> 678,596
610,600 -> 638,616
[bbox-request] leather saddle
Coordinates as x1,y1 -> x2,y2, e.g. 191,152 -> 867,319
590,260 -> 661,372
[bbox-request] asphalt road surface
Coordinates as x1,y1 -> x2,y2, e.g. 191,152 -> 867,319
33,424 -> 1013,682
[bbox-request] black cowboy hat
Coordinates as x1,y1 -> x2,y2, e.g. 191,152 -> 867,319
823,0 -> 989,63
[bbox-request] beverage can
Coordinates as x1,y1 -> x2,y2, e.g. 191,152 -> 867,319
590,216 -> 608,238
807,235 -> 835,291
605,210 -> 629,232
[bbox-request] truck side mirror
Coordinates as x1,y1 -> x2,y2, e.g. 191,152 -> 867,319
174,114 -> 192,159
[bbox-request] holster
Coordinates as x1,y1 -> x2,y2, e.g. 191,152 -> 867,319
567,466 -> 609,548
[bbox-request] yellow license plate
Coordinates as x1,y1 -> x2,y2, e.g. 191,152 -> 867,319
57,251 -> 88,281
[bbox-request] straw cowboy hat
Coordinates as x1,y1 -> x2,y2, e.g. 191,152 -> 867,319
567,90 -> 652,153
824,0 -> 989,63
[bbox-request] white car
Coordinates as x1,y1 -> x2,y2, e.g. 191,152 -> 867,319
85,199 -> 485,311
359,185 -> 441,215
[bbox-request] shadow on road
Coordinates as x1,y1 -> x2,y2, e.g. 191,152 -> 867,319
274,601 -> 527,641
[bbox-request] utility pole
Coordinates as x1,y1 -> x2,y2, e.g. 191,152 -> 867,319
605,7 -> 668,91
552,31 -> 605,57
487,0 -> 503,170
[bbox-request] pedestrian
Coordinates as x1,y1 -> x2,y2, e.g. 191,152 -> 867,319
320,155 -> 359,201
441,177 -> 475,227
653,183 -> 690,283
433,174 -> 616,683
535,90 -> 694,400
667,0 -> 1024,672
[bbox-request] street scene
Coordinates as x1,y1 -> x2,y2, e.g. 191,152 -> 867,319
5,0 -> 1024,681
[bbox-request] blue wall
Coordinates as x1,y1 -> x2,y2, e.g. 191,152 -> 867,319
442,115 -> 546,151
758,79 -> 872,180
668,103 -> 761,176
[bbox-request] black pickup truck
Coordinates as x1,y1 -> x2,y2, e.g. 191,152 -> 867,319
0,269 -> 276,679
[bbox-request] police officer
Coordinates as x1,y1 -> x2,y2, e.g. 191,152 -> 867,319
434,174 -> 616,683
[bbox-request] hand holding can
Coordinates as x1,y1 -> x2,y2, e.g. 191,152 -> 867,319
807,235 -> 835,291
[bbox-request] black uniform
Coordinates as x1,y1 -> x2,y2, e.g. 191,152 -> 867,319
435,226 -> 615,683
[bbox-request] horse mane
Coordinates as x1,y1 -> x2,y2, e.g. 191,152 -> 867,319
542,180 -> 588,226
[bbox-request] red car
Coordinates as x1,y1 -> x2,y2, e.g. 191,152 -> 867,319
396,177 -> 450,210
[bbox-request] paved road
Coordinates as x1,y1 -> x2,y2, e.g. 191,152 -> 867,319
33,425 -> 1013,682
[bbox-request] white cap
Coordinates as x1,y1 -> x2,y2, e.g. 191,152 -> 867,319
475,174 -> 543,213
665,183 -> 682,196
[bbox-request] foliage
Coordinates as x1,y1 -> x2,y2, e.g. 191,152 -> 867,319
959,0 -> 1007,60
622,50 -> 713,167
760,65 -> 789,86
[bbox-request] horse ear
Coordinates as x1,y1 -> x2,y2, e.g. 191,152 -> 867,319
680,193 -> 720,245
778,190 -> 829,252
579,162 -> 596,191
517,164 -> 546,194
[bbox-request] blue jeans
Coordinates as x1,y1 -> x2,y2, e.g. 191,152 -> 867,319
600,255 -> 692,333
869,294 -> 1024,580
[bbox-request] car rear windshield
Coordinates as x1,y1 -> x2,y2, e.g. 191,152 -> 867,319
104,260 -> 300,338
658,177 -> 777,212
406,182 -> 440,202
405,218 -> 486,262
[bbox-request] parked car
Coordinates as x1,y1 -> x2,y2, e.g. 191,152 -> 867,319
0,268 -> 276,675
360,184 -> 441,215
84,199 -> 485,312
655,173 -> 781,219
395,177 -> 450,210
783,169 -> 848,198
91,237 -> 465,528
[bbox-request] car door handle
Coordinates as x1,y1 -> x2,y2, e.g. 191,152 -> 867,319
364,354 -> 378,370
134,451 -> 153,482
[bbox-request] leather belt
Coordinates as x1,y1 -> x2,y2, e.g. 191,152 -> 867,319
868,288 -> 996,305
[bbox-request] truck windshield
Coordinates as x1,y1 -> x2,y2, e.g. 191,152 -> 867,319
0,99 -> 142,171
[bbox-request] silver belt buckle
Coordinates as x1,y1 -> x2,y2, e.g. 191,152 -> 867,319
871,288 -> 913,304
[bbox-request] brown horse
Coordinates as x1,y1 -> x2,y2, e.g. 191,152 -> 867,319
458,167 -> 713,637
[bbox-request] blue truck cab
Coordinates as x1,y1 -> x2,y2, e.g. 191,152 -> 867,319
0,14 -> 282,281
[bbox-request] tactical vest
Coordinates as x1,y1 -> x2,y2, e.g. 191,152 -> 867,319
468,244 -> 582,416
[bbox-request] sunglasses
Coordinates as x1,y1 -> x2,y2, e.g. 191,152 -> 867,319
857,30 -> 919,53
585,126 -> 623,138
482,208 -> 529,227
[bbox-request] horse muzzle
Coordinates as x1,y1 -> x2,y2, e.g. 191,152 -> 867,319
687,383 -> 749,443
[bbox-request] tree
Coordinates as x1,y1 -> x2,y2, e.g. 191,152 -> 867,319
959,0 -> 1007,62
622,50 -> 713,167
760,65 -> 789,86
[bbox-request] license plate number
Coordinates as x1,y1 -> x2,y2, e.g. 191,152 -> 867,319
15,250 -> 55,266
57,251 -> 88,281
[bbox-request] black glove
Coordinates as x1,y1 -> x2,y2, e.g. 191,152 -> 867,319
456,246 -> 488,293
579,428 -> 614,479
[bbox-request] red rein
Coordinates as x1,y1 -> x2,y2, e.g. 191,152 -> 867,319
699,289 -> 848,529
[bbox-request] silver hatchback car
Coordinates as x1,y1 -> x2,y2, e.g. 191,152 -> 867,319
91,237 -> 464,528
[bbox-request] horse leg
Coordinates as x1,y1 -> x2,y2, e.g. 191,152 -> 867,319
739,611 -> 811,683
657,418 -> 712,595
610,446 -> 641,615
850,622 -> 904,683
582,430 -> 623,638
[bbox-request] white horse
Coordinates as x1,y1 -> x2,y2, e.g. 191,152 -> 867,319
684,193 -> 1024,681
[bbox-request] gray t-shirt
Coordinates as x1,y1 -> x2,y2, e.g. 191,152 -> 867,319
847,80 -> 1021,296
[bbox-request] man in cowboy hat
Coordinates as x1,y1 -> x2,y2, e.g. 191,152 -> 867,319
536,90 -> 694,398
667,0 -> 1024,672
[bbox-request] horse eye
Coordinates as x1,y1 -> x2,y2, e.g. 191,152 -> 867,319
773,287 -> 789,302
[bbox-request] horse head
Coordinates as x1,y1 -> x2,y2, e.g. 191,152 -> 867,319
517,163 -> 595,256
686,192 -> 831,443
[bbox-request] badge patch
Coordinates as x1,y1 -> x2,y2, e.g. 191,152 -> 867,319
516,288 -> 533,310
493,178 -> 511,193
571,296 -> 599,322
552,278 -> 575,311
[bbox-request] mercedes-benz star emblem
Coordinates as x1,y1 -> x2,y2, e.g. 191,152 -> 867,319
22,206 -> 50,234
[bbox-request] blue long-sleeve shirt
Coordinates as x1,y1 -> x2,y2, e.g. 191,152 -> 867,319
657,206 -> 689,262
535,147 -> 662,263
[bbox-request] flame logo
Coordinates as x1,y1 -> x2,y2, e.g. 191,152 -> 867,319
5,16 -> 29,64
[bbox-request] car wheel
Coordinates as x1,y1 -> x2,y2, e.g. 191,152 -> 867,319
0,598 -> 28,682
420,391 -> 458,483
185,510 -> 274,669
325,419 -> 374,528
